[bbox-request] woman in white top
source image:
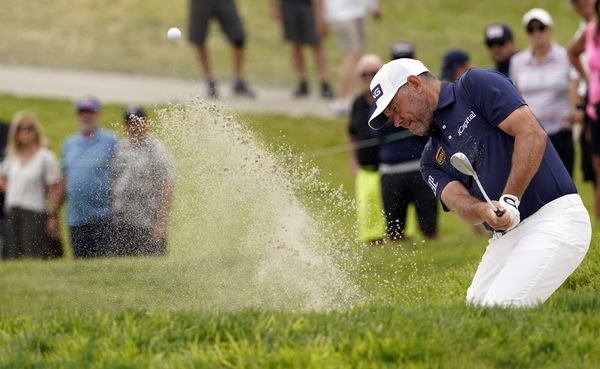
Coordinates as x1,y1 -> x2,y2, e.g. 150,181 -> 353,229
509,8 -> 576,176
0,111 -> 61,259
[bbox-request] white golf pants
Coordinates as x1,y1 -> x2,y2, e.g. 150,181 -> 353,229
466,194 -> 591,307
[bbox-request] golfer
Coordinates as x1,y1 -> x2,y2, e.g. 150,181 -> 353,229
368,58 -> 591,307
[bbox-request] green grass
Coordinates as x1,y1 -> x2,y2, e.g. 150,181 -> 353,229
1,94 -> 600,368
0,0 -> 581,87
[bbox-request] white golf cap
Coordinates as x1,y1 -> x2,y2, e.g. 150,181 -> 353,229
368,58 -> 429,130
522,8 -> 553,27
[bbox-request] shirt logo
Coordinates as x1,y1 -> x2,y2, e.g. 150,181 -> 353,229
427,175 -> 438,195
435,147 -> 446,164
458,110 -> 476,136
371,84 -> 383,102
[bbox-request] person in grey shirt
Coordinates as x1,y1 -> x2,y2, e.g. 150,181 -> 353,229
112,106 -> 176,256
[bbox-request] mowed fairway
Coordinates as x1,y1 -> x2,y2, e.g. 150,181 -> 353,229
0,94 -> 599,368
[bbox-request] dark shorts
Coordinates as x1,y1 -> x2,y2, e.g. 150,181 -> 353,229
114,222 -> 167,257
188,0 -> 245,45
381,171 -> 438,239
281,1 -> 320,45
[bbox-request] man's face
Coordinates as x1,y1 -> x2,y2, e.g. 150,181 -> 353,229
487,39 -> 515,64
124,117 -> 148,140
382,85 -> 434,136
77,110 -> 99,133
570,0 -> 594,20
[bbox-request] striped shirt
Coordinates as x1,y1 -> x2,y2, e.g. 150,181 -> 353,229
509,42 -> 573,135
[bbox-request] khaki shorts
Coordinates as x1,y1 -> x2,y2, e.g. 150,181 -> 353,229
331,18 -> 365,53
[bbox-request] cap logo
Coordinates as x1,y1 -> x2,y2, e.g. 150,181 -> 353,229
435,147 -> 446,164
371,84 -> 383,102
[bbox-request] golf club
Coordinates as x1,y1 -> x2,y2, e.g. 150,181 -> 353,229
450,152 -> 505,217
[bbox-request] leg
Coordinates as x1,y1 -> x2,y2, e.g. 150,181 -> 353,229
19,209 -> 48,259
410,172 -> 439,239
70,224 -> 92,258
472,197 -> 591,307
381,173 -> 408,241
592,155 -> 600,220
6,209 -> 22,259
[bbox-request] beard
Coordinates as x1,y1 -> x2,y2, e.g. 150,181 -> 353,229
406,94 -> 434,136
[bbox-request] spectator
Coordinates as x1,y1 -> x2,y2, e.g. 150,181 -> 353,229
440,49 -> 473,82
112,106 -> 176,256
483,23 -> 517,77
371,44 -> 438,241
314,0 -> 381,116
270,0 -> 334,99
567,0 -> 596,189
188,0 -> 255,98
510,8 -> 576,176
0,119 -> 9,257
348,54 -> 386,244
50,97 -> 118,258
569,0 -> 600,220
0,111 -> 61,259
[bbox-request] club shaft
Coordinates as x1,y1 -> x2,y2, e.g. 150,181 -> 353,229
473,176 -> 498,212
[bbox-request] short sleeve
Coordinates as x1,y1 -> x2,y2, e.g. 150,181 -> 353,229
43,150 -> 61,185
419,142 -> 456,201
154,140 -> 176,182
460,68 -> 526,127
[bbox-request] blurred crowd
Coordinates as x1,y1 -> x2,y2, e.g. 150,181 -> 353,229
0,99 -> 175,260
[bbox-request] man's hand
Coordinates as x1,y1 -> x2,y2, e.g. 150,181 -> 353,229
499,194 -> 520,231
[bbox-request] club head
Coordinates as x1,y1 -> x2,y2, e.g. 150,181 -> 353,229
450,152 -> 476,177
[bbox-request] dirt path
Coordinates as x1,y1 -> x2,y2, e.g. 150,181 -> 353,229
0,63 -> 337,118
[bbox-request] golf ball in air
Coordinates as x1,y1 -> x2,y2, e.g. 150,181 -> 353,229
167,27 -> 181,40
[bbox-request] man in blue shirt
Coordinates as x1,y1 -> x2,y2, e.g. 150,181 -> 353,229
49,97 -> 118,258
367,59 -> 591,307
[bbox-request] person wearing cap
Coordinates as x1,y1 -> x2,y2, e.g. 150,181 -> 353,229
49,97 -> 118,258
111,106 -> 176,256
367,58 -> 590,307
347,54 -> 386,244
510,8 -> 577,177
483,23 -> 517,77
369,44 -> 438,241
440,49 -> 473,82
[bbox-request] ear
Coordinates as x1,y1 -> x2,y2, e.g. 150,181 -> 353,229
406,75 -> 423,93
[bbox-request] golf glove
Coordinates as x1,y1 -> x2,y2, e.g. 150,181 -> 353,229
500,194 -> 520,231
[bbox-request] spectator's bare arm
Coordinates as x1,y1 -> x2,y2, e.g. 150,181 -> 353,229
152,181 -> 174,242
568,31 -> 587,82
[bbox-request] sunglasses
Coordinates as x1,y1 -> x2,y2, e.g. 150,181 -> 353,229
486,39 -> 507,48
17,125 -> 35,132
526,24 -> 548,34
360,71 -> 378,78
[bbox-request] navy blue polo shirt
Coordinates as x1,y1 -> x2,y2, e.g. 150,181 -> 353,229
420,68 -> 576,229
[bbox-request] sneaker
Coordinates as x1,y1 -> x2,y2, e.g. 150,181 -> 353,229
293,81 -> 309,98
233,78 -> 256,98
207,78 -> 218,99
320,82 -> 334,99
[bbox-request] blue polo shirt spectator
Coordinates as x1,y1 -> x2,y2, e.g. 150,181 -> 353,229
62,129 -> 117,226
421,68 -> 576,230
57,97 -> 118,258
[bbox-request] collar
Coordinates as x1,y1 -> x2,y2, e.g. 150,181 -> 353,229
435,82 -> 456,111
525,42 -> 558,64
